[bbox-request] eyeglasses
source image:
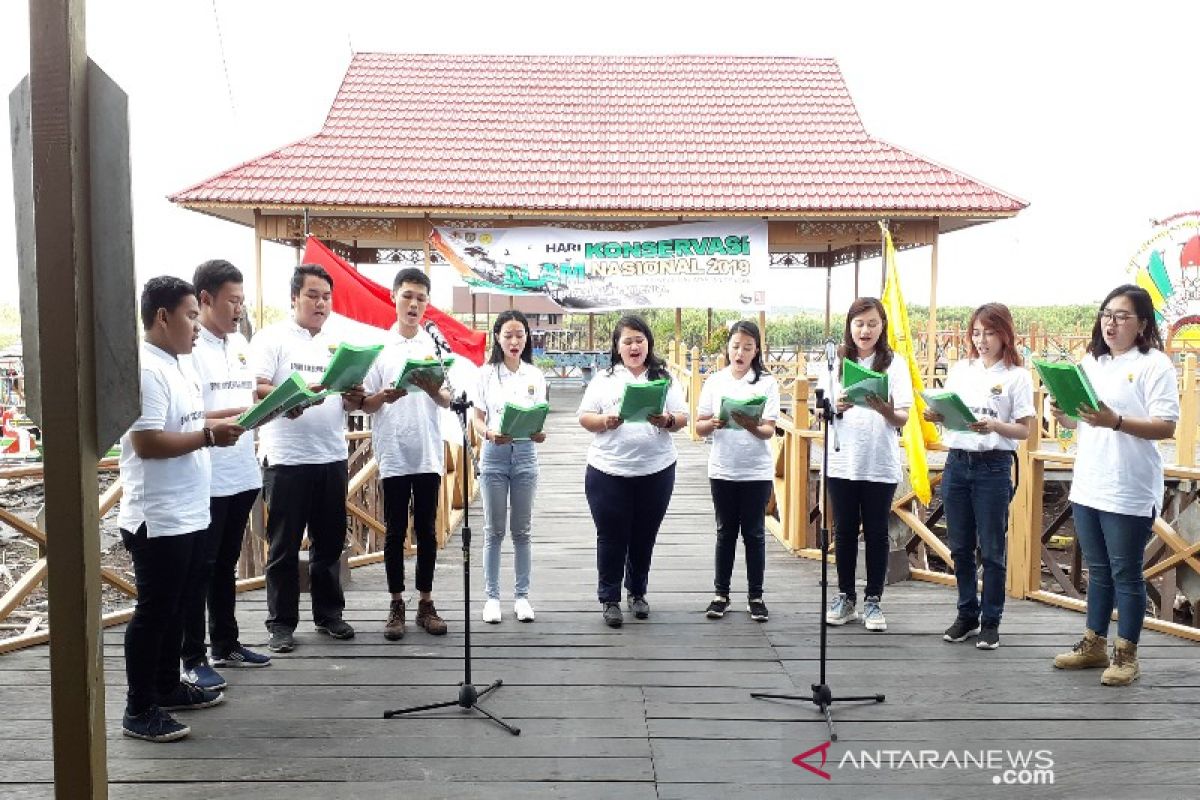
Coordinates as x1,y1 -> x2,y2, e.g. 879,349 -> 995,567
1098,310 -> 1137,324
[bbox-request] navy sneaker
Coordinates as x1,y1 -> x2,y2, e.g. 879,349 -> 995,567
181,662 -> 227,691
211,645 -> 272,668
122,706 -> 189,743
157,683 -> 224,711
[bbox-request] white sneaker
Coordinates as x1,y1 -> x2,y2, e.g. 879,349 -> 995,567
514,598 -> 535,622
862,596 -> 887,632
482,598 -> 502,624
826,593 -> 858,626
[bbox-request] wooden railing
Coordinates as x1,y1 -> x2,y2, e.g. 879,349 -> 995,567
0,428 -> 477,654
765,352 -> 1200,641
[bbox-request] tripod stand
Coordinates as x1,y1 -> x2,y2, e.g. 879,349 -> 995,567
751,352 -> 883,742
383,393 -> 521,735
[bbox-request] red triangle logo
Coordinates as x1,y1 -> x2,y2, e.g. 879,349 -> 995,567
792,741 -> 832,781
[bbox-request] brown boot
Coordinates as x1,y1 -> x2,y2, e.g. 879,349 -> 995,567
1053,629 -> 1110,670
384,599 -> 406,641
1101,637 -> 1140,686
416,599 -> 448,636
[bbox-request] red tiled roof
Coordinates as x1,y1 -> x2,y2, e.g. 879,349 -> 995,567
170,53 -> 1025,215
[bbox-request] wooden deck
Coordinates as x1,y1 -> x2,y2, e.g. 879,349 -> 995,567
2,386 -> 1198,799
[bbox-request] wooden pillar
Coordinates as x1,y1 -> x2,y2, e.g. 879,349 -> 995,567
706,307 -> 713,341
29,0 -> 107,793
853,244 -> 861,299
758,309 -> 768,360
926,226 -> 940,384
253,210 -> 264,330
823,261 -> 832,338
1179,354 -> 1197,468
587,313 -> 595,350
470,292 -> 477,330
422,217 -> 432,275
674,307 -> 682,345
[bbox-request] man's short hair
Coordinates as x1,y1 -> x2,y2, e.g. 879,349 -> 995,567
291,264 -> 334,298
392,267 -> 431,293
140,276 -> 195,330
193,259 -> 244,300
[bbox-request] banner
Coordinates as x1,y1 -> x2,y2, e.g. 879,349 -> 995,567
430,221 -> 769,311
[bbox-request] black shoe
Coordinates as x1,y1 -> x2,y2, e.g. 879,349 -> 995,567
705,595 -> 730,619
943,616 -> 980,643
122,706 -> 189,743
627,594 -> 650,620
316,619 -> 356,640
748,597 -> 769,622
602,602 -> 623,628
976,623 -> 1000,650
267,628 -> 295,653
157,683 -> 224,711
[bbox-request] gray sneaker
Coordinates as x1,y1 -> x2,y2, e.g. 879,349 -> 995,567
826,593 -> 858,626
627,595 -> 650,620
862,596 -> 887,632
602,602 -> 623,628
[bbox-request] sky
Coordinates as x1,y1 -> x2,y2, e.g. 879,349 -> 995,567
2,0 -> 1198,317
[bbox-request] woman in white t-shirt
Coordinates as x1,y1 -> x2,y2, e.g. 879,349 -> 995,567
823,298 -> 912,633
470,310 -> 548,625
695,321 -> 781,623
1051,285 -> 1178,686
578,315 -> 689,629
925,303 -> 1033,651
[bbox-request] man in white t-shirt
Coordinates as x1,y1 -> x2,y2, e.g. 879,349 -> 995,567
362,268 -> 453,640
118,277 -> 244,743
179,261 -> 271,692
253,265 -> 367,654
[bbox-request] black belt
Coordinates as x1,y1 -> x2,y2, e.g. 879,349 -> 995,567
949,448 -> 1013,463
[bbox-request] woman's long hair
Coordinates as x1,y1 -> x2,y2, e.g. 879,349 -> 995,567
608,314 -> 669,381
727,320 -> 765,384
1087,284 -> 1163,356
968,302 -> 1022,368
488,309 -> 533,365
839,297 -> 893,377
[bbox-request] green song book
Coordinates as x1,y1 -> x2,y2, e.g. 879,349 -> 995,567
921,390 -> 979,432
1033,359 -> 1100,419
237,372 -> 330,430
718,395 -> 767,430
319,343 -> 383,393
618,378 -> 670,423
842,358 -> 889,406
499,402 -> 550,440
394,356 -> 456,392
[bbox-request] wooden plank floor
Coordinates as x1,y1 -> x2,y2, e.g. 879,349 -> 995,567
2,386 -> 1198,799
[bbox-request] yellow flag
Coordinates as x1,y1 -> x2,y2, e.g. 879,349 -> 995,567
880,223 -> 938,505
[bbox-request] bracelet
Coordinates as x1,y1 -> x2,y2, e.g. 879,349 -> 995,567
1114,415 -> 1123,432
666,413 -> 675,429
202,427 -> 215,447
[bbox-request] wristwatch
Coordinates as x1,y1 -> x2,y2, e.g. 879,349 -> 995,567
202,427 -> 215,447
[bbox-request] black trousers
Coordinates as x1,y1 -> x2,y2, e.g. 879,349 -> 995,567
585,463 -> 675,604
827,477 -> 897,602
710,478 -> 773,598
181,488 -> 260,665
262,461 -> 348,632
122,524 -> 204,714
381,473 -> 441,594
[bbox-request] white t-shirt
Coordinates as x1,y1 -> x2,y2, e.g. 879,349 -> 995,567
940,359 -> 1036,452
251,321 -> 349,466
576,365 -> 688,477
820,354 -> 914,483
363,327 -> 445,478
1070,348 -> 1179,517
697,367 -> 781,482
118,343 -> 211,538
188,326 -> 262,496
474,361 -> 548,433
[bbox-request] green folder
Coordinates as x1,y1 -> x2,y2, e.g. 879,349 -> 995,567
319,343 -> 383,393
499,402 -> 550,440
1033,359 -> 1100,419
394,356 -> 456,392
842,358 -> 889,406
237,372 -> 330,430
718,395 -> 767,430
921,390 -> 979,432
618,378 -> 670,422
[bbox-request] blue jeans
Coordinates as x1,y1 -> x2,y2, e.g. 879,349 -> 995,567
1072,503 -> 1153,643
942,449 -> 1013,626
480,440 -> 538,600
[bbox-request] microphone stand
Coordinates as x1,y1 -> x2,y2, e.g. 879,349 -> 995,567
751,344 -> 884,742
383,392 -> 520,735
